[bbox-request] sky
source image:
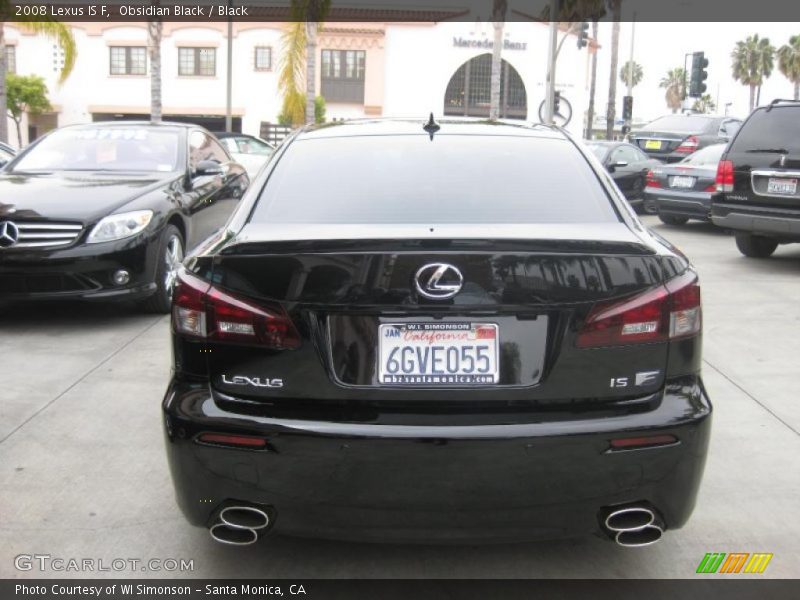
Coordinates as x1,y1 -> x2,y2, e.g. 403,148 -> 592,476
591,21 -> 799,123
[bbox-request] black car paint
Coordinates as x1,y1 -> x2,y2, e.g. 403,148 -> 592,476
0,122 -> 248,301
163,120 -> 710,543
587,141 -> 662,209
631,116 -> 740,163
711,102 -> 800,242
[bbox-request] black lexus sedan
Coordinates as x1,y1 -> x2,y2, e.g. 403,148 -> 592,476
163,118 -> 711,547
0,122 -> 248,312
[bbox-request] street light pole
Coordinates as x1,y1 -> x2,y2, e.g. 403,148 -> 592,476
225,0 -> 234,132
544,0 -> 559,124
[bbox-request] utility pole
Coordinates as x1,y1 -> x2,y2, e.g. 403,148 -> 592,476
544,0 -> 559,125
225,0 -> 234,132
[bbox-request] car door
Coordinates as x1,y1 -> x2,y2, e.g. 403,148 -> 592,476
185,130 -> 247,248
607,145 -> 640,197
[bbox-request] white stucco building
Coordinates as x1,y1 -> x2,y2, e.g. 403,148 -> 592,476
2,19 -> 596,147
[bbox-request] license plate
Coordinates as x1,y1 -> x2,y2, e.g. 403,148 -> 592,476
767,178 -> 797,195
378,322 -> 499,386
645,140 -> 662,150
670,175 -> 695,188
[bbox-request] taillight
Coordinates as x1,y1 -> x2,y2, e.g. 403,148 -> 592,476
645,170 -> 662,188
703,183 -> 717,192
172,268 -> 301,349
715,159 -> 734,192
576,271 -> 700,348
675,135 -> 699,154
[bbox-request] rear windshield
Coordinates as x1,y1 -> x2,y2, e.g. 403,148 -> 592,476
251,135 -> 618,224
729,107 -> 800,155
680,144 -> 726,165
642,116 -> 715,134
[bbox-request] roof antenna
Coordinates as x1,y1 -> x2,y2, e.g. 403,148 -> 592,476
423,113 -> 440,140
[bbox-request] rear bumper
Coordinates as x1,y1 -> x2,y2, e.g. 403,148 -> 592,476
162,376 -> 712,543
711,202 -> 800,240
645,189 -> 713,220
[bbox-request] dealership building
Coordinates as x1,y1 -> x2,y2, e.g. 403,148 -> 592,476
2,18 -> 596,146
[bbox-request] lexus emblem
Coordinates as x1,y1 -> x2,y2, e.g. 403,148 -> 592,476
0,221 -> 19,248
414,263 -> 463,300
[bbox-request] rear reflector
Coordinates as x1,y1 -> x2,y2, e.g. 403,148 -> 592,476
197,433 -> 268,449
576,271 -> 701,348
172,268 -> 301,349
609,434 -> 678,450
715,159 -> 734,192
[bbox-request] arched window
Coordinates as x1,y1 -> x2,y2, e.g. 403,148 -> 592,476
443,54 -> 527,119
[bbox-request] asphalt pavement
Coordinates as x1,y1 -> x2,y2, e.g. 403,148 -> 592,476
2,215 -> 799,579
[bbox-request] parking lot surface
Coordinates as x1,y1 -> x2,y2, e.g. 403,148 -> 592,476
2,216 -> 799,579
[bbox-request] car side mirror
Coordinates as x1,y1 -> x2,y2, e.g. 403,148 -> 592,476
193,160 -> 224,177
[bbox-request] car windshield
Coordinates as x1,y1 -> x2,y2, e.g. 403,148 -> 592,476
680,144 -> 726,165
12,127 -> 181,172
586,144 -> 610,162
252,135 -> 618,224
641,116 -> 715,134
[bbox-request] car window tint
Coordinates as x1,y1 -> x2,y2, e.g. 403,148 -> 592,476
189,131 -> 229,167
611,146 -> 639,164
729,107 -> 800,155
642,116 -> 715,134
13,127 -> 180,172
252,135 -> 619,225
681,144 -> 726,165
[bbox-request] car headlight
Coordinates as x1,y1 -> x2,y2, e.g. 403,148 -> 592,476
86,210 -> 153,244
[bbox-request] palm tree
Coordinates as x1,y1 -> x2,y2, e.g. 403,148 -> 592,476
0,15 -> 76,144
279,0 -> 330,126
489,0 -> 507,121
148,3 -> 162,124
777,34 -> 800,100
605,0 -> 622,139
731,34 -> 776,112
619,60 -> 643,89
660,68 -> 686,113
692,94 -> 716,114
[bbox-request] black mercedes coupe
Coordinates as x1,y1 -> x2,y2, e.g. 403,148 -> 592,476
163,118 -> 711,547
0,122 -> 248,312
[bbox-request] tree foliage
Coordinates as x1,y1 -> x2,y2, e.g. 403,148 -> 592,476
5,73 -> 51,145
731,34 -> 776,111
777,34 -> 800,100
660,68 -> 686,113
619,60 -> 643,89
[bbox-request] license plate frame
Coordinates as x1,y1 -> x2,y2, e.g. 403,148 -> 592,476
378,322 -> 499,386
644,140 -> 662,150
670,175 -> 696,189
767,177 -> 798,195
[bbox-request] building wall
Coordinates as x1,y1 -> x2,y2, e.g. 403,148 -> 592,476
2,20 -> 593,147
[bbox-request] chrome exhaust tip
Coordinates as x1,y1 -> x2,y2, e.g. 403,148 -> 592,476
219,506 -> 270,531
209,523 -> 259,546
604,506 -> 655,533
615,524 -> 663,547
602,504 -> 664,547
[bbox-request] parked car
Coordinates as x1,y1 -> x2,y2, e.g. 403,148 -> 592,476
164,118 -> 710,547
644,143 -> 727,226
213,132 -> 275,178
630,114 -> 741,163
711,100 -> 800,257
586,141 -> 662,212
0,141 -> 15,168
0,122 -> 249,312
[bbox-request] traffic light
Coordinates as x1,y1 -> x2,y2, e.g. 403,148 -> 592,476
554,91 -> 561,115
577,22 -> 590,49
622,95 -> 634,121
690,51 -> 709,97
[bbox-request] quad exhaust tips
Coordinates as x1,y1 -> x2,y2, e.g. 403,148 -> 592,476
603,505 -> 664,547
209,505 -> 271,546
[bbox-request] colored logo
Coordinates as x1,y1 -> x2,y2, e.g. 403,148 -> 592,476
696,552 -> 773,574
